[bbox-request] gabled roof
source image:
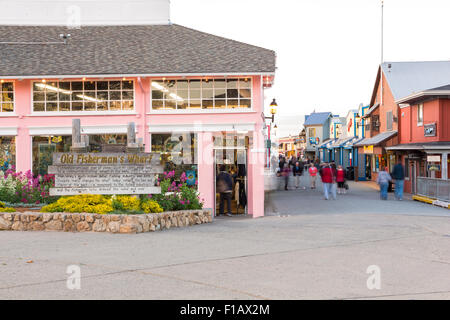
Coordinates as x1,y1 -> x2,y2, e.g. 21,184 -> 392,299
303,112 -> 332,126
354,131 -> 397,147
0,24 -> 276,77
381,61 -> 450,102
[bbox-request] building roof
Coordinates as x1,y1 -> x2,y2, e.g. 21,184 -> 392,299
318,138 -> 336,149
329,136 -> 355,149
362,103 -> 379,118
354,131 -> 397,147
396,83 -> 450,104
0,24 -> 276,77
303,112 -> 332,126
381,61 -> 450,102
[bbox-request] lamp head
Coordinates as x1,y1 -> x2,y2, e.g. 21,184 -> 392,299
270,98 -> 278,115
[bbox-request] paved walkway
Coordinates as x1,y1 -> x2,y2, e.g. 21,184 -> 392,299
266,173 -> 450,217
1,175 -> 450,300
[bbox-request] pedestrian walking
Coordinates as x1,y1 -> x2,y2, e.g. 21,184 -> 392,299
216,165 -> 233,216
319,163 -> 337,200
282,162 -> 291,190
336,165 -> 347,194
308,164 -> 318,189
377,166 -> 392,200
292,161 -> 304,189
391,160 -> 405,201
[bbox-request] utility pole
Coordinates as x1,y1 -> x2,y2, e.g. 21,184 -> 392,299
380,0 -> 384,106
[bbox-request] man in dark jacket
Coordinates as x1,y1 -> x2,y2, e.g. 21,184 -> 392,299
391,160 -> 405,200
216,165 -> 233,216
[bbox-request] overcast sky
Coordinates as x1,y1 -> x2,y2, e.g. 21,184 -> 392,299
171,0 -> 450,137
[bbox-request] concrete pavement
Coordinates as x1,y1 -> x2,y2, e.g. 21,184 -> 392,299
1,175 -> 450,299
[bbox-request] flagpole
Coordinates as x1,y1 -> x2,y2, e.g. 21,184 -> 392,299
381,0 -> 384,106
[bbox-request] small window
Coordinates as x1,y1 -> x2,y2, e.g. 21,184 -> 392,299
418,104 -> 424,126
0,82 -> 14,113
387,111 -> 393,131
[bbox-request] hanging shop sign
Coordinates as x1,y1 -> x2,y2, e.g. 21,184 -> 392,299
424,123 -> 437,137
363,145 -> 374,154
49,152 -> 164,196
427,155 -> 441,162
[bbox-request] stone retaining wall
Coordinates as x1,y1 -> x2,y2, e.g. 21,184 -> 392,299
0,210 -> 213,234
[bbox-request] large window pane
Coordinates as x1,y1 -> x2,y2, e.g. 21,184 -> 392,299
84,81 -> 95,91
215,100 -> 226,109
152,100 -> 164,110
1,83 -> 13,91
109,81 -> 121,90
240,99 -> 251,108
122,81 -> 133,90
202,100 -> 214,109
150,78 -> 252,111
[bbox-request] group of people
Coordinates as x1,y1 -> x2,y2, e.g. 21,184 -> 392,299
277,156 -> 348,198
277,154 -> 406,202
376,161 -> 405,201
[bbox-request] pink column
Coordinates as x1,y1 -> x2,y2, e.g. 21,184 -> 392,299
16,127 -> 32,173
197,131 -> 215,212
248,124 -> 265,218
14,80 -> 32,173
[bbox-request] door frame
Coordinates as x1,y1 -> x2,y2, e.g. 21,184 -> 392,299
213,147 -> 248,217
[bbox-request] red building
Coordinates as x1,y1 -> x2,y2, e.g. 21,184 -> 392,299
359,61 -> 450,198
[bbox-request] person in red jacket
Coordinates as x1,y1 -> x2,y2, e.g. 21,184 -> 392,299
319,163 -> 337,200
336,165 -> 347,194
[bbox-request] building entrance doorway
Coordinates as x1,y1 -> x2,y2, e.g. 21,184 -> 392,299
213,147 -> 248,217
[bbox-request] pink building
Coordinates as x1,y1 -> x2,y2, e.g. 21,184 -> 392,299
0,24 -> 276,218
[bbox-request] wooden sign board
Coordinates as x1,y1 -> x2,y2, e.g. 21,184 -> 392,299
49,152 -> 163,196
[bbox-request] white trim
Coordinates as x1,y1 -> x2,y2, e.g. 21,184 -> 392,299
0,113 -> 18,117
396,90 -> 450,104
0,127 -> 18,135
29,124 -> 138,136
148,123 -> 256,133
1,72 -> 275,80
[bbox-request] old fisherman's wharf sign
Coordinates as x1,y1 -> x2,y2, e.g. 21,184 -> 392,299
49,152 -> 164,196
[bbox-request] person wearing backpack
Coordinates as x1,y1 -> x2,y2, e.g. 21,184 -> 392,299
216,165 -> 233,217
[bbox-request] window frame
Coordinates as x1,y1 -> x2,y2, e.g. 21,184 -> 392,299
31,79 -> 136,114
417,103 -> 424,126
149,78 -> 253,112
0,81 -> 15,114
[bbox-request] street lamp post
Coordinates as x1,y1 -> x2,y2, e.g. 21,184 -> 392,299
263,99 -> 278,169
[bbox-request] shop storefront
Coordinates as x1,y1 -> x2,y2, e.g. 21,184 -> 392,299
0,24 -> 276,218
354,131 -> 397,182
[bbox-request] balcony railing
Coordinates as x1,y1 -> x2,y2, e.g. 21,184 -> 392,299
416,177 -> 450,202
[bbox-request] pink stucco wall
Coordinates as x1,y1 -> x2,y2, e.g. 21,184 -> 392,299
0,75 -> 267,217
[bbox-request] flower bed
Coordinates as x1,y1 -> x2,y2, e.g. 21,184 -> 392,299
0,210 -> 212,234
0,169 -> 56,205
